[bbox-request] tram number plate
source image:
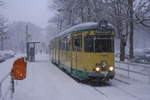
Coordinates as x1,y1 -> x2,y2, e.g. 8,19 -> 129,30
101,72 -> 108,77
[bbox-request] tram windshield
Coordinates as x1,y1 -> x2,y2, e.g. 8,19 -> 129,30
84,35 -> 114,52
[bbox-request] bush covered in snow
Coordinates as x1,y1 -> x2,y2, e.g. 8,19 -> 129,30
0,50 -> 15,62
115,48 -> 150,64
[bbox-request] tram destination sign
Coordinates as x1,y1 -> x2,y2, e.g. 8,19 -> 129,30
96,29 -> 112,35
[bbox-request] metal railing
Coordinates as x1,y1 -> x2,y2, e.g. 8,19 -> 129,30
0,72 -> 14,100
115,60 -> 150,83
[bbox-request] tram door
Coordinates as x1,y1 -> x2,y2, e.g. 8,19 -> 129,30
71,36 -> 81,74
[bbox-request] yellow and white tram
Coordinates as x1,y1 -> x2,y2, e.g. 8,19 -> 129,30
49,20 -> 115,81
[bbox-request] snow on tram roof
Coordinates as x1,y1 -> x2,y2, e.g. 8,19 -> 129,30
50,22 -> 97,40
50,21 -> 113,40
60,22 -> 98,34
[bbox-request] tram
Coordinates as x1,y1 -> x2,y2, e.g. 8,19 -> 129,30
50,20 -> 115,81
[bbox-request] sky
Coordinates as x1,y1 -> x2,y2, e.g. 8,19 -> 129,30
1,0 -> 55,28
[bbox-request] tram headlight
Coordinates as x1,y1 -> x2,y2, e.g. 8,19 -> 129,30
109,66 -> 114,71
95,67 -> 100,72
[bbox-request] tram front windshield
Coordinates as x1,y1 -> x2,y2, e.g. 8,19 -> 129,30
84,35 -> 114,52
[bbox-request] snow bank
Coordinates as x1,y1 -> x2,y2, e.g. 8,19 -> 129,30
12,54 -> 150,100
0,50 -> 15,61
0,54 -> 26,100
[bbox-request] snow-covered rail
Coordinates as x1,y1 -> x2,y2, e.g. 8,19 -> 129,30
115,61 -> 150,83
0,73 -> 10,84
0,72 -> 13,100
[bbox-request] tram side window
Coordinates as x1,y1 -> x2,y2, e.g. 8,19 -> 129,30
66,37 -> 70,51
73,36 -> 82,51
59,40 -> 62,50
59,37 -> 70,51
84,36 -> 94,52
55,40 -> 58,50
60,39 -> 64,50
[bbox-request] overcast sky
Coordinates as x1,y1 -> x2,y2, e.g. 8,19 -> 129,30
1,0 -> 54,28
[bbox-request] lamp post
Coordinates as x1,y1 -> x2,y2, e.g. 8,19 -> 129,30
26,25 -> 29,61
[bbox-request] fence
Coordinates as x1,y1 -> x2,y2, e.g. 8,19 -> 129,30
0,72 -> 14,100
115,61 -> 150,83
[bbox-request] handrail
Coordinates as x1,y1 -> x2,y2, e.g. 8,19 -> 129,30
0,73 -> 10,84
0,72 -> 11,99
115,60 -> 150,68
115,60 -> 150,83
116,67 -> 147,76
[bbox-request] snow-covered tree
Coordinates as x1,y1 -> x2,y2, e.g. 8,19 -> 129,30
0,0 -> 7,51
49,0 -> 150,61
0,15 -> 7,51
6,22 -> 43,53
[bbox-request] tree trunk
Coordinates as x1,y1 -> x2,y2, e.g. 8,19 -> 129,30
69,10 -> 72,25
129,0 -> 134,60
129,22 -> 134,59
0,37 -> 4,51
120,40 -> 126,61
80,0 -> 84,22
87,0 -> 91,21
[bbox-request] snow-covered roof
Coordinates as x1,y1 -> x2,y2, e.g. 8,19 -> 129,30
50,22 -> 113,40
61,22 -> 98,34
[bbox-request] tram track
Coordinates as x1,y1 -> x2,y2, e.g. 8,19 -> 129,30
93,87 -> 108,98
111,84 -> 142,100
54,62 -> 144,100
112,78 -> 143,100
112,79 -> 142,100
54,61 -> 143,100
114,78 -> 130,85
93,85 -> 142,100
89,79 -> 142,100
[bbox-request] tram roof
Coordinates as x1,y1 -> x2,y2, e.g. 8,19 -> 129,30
50,21 -> 113,40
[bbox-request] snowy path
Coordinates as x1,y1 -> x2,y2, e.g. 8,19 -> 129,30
9,54 -> 150,100
13,55 -> 107,100
0,54 -> 26,81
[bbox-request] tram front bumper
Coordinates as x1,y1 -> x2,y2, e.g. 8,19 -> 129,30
88,71 -> 115,79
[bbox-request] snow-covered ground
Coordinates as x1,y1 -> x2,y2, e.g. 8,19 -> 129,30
0,54 -> 26,100
115,25 -> 150,54
0,54 -> 25,79
1,54 -> 150,100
